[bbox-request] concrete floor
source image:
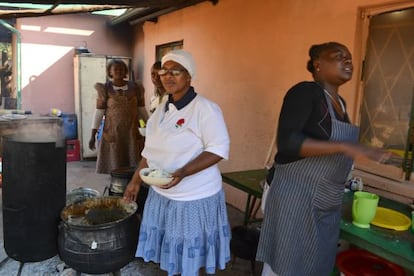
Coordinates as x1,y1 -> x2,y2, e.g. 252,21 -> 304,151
0,160 -> 262,276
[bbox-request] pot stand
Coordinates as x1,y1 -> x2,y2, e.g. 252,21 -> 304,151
56,262 -> 121,276
0,257 -> 43,276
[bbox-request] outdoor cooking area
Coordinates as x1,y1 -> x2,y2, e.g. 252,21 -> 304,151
0,117 -> 136,275
0,115 -> 256,276
0,0 -> 414,275
0,159 -> 257,275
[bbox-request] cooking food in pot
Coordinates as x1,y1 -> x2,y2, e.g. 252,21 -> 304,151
61,197 -> 137,227
85,206 -> 128,225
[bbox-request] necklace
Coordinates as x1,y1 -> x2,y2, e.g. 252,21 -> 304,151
323,88 -> 346,118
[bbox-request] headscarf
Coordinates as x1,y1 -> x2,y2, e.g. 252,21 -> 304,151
161,49 -> 196,78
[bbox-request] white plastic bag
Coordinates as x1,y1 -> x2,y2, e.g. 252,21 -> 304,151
261,124 -> 276,214
260,180 -> 270,213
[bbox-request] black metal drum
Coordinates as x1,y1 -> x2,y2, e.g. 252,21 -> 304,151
2,132 -> 66,262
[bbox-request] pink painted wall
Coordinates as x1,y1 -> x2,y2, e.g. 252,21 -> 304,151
17,13 -> 132,114
135,0 -> 414,209
11,0 -> 413,210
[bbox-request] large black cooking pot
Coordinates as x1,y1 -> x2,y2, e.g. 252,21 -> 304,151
58,196 -> 139,274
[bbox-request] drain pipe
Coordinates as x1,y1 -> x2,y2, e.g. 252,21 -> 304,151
0,20 -> 21,110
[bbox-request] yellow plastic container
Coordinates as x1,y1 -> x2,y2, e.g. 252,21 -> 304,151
371,207 -> 411,231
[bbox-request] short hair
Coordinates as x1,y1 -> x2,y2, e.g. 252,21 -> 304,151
306,42 -> 347,74
106,59 -> 128,78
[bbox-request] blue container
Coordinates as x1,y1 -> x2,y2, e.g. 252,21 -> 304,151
62,113 -> 77,140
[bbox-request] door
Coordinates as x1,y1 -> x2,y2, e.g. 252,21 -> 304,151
74,55 -> 107,159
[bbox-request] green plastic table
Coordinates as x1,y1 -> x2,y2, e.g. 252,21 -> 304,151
221,169 -> 266,225
221,169 -> 414,272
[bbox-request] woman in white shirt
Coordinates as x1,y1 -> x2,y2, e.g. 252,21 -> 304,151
124,50 -> 231,276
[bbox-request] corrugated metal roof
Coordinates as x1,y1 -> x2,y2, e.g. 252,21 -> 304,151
0,3 -> 127,16
0,0 -> 217,24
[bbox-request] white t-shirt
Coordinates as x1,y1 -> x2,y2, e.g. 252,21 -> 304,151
149,93 -> 168,114
142,94 -> 230,201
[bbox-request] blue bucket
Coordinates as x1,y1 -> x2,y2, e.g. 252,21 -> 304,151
62,113 -> 77,140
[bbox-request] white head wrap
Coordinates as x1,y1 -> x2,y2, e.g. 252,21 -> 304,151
161,49 -> 196,78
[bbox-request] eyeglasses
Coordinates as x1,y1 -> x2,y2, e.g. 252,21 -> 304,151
158,68 -> 185,76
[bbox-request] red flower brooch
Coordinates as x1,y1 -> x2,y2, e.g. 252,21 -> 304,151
175,118 -> 185,128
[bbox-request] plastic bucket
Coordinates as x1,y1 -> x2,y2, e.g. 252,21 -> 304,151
62,113 -> 77,140
336,249 -> 405,276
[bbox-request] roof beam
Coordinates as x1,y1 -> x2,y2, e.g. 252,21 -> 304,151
0,0 -> 191,6
111,0 -> 216,26
0,0 -> 218,21
0,5 -> 127,19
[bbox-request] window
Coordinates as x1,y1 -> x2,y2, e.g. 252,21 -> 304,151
155,40 -> 183,62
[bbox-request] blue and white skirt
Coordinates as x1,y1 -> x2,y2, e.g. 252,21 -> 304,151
136,188 -> 231,276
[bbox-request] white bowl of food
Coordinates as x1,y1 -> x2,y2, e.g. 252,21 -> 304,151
140,168 -> 173,186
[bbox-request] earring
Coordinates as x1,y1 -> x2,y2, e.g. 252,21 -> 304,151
316,68 -> 320,72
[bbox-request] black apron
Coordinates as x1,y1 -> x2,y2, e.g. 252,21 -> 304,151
256,94 -> 359,276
